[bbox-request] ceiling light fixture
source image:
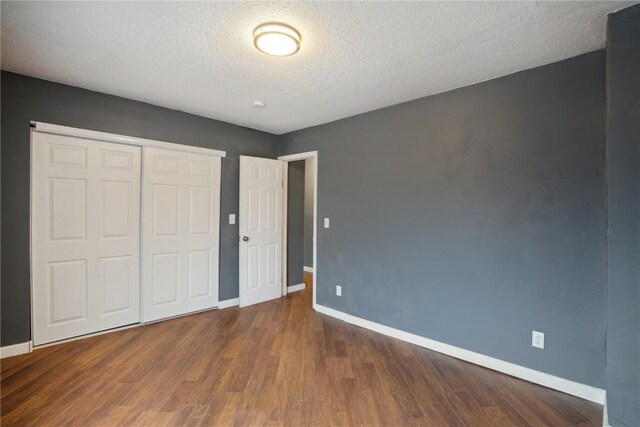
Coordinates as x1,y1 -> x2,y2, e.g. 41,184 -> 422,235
253,23 -> 301,57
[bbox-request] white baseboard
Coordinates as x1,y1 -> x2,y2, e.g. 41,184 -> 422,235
315,304 -> 605,404
218,298 -> 239,309
602,392 -> 609,427
1,341 -> 32,359
288,283 -> 306,293
303,266 -> 314,273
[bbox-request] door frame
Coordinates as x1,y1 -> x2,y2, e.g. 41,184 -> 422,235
30,121 -> 226,347
278,151 -> 318,310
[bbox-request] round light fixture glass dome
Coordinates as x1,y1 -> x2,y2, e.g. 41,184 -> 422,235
253,23 -> 301,57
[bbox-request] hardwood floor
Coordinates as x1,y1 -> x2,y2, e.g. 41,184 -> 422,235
2,272 -> 602,426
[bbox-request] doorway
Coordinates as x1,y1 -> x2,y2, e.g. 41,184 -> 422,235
279,151 -> 318,309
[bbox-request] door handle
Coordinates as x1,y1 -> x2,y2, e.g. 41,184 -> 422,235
242,236 -> 249,242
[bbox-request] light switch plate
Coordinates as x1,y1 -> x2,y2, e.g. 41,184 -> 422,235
324,218 -> 330,228
229,214 -> 236,225
336,285 -> 342,296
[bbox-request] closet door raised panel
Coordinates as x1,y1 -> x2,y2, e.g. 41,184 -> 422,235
185,153 -> 220,313
97,145 -> 141,330
32,132 -> 141,346
142,148 -> 220,322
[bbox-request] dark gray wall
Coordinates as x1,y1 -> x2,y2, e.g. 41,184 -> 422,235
279,51 -> 607,388
287,161 -> 305,286
605,5 -> 640,426
304,159 -> 314,268
1,71 -> 278,347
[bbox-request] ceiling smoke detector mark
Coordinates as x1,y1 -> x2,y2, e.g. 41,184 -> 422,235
252,100 -> 266,109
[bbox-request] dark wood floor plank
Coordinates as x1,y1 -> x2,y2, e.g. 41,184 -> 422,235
1,273 -> 602,426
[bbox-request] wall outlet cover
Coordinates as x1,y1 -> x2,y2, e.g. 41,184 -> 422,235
336,285 -> 342,296
324,218 -> 330,228
532,330 -> 544,349
229,214 -> 236,225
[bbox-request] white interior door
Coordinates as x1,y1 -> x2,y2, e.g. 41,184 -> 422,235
239,156 -> 283,307
142,147 -> 221,322
32,132 -> 141,346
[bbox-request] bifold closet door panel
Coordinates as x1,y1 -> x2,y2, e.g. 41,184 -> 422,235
142,147 -> 221,322
32,132 -> 141,346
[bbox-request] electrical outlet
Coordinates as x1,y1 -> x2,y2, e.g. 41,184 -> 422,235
336,285 -> 342,296
324,218 -> 330,228
229,214 -> 236,225
532,331 -> 544,349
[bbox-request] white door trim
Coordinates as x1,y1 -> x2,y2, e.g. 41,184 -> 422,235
281,162 -> 289,297
278,151 -> 318,310
31,122 -> 226,158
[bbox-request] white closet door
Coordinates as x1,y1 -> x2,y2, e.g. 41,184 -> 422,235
32,132 -> 141,346
142,147 -> 221,322
239,156 -> 283,307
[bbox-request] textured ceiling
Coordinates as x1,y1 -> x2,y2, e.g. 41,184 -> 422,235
1,1 -> 635,134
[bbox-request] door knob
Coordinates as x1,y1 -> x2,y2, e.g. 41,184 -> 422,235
242,236 -> 249,242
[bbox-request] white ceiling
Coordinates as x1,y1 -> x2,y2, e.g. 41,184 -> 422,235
1,1 -> 634,134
